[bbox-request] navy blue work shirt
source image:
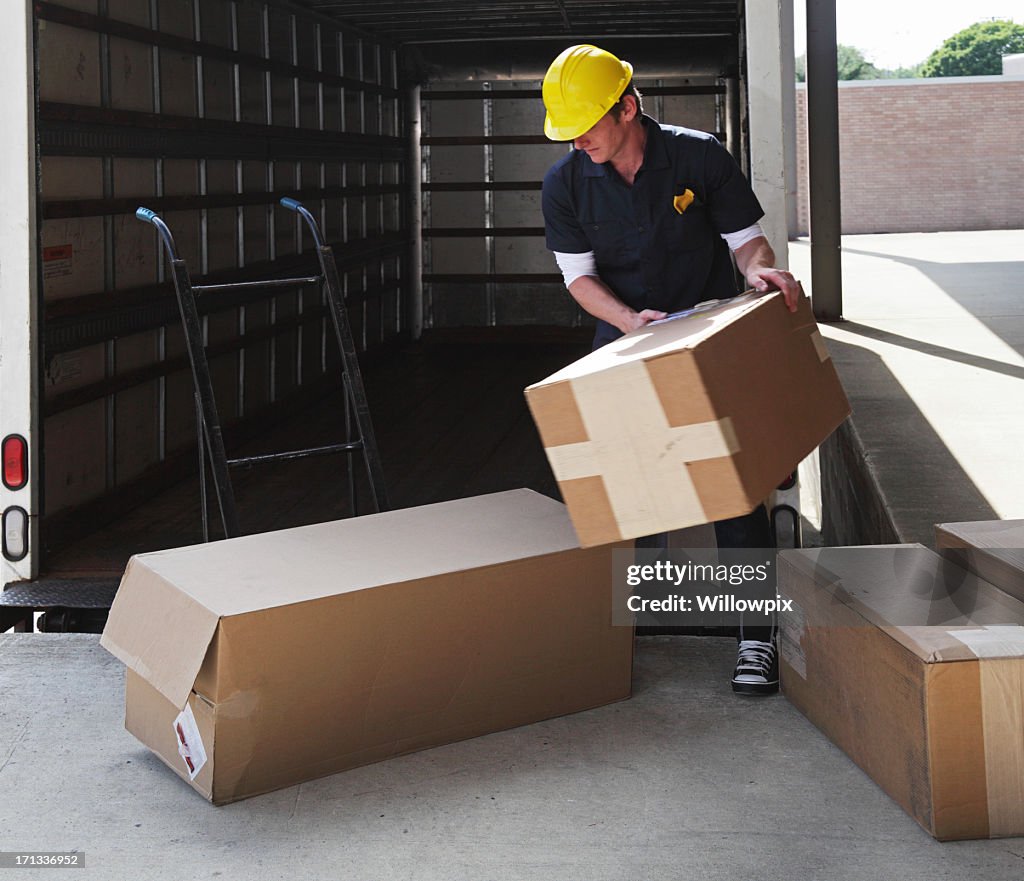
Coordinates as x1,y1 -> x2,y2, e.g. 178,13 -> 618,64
542,115 -> 765,348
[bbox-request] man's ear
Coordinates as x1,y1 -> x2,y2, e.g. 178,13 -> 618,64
622,93 -> 640,122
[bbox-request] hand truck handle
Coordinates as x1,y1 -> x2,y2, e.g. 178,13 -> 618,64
135,206 -> 180,260
279,197 -> 325,248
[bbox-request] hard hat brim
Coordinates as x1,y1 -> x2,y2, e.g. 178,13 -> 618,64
544,113 -> 594,142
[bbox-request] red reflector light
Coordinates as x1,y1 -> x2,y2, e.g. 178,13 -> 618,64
2,435 -> 28,490
776,471 -> 797,492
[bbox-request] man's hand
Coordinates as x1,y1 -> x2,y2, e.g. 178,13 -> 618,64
746,266 -> 802,313
621,308 -> 669,333
567,275 -> 667,334
732,236 -> 803,313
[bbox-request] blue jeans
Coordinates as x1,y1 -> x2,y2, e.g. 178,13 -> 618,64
716,504 -> 774,641
714,503 -> 773,550
636,504 -> 775,641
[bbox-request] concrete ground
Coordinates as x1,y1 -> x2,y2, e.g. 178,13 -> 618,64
790,229 -> 1024,544
3,231 -> 1024,878
5,633 -> 1024,881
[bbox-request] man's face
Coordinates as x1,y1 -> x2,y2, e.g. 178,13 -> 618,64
573,110 -> 630,165
572,94 -> 638,165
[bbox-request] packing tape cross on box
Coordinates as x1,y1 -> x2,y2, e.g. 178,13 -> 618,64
545,360 -> 740,538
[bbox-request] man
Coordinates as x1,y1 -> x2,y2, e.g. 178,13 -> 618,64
540,44 -> 801,696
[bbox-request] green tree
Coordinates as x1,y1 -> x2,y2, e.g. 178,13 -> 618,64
921,19 -> 1024,77
837,44 -> 881,80
883,62 -> 925,79
795,44 -> 880,82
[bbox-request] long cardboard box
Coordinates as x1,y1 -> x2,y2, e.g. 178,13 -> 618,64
525,291 -> 850,547
936,520 -> 1024,604
101,490 -> 634,805
779,545 -> 1024,840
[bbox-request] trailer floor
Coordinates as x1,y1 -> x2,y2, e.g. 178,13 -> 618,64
4,633 -> 1022,880
42,335 -> 589,579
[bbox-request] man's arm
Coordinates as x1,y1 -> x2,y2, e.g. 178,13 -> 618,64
565,274 -> 666,334
544,163 -> 665,334
553,251 -> 666,333
699,137 -> 802,313
732,236 -> 802,313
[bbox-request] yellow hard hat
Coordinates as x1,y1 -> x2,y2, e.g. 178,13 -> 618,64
542,44 -> 634,142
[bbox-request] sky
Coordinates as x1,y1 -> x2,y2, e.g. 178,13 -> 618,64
792,0 -> 1023,69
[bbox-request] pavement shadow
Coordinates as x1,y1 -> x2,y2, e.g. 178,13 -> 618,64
836,321 -> 1024,382
839,245 -> 1024,355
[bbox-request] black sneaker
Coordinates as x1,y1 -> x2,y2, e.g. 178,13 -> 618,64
731,638 -> 779,695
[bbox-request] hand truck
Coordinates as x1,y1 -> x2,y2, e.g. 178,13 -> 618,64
136,197 -> 389,540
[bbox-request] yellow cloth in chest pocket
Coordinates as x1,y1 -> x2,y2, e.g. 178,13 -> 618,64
673,189 -> 695,214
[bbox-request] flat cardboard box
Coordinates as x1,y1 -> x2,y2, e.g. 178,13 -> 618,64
936,520 -> 1024,604
779,545 -> 1024,840
524,291 -> 850,547
100,490 -> 634,805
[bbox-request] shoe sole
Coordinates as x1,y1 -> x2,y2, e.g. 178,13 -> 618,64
731,681 -> 779,696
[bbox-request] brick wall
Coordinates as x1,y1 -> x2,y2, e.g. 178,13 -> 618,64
795,77 -> 1024,235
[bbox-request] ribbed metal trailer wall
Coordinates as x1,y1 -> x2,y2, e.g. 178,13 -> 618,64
419,79 -> 727,331
35,0 -> 406,549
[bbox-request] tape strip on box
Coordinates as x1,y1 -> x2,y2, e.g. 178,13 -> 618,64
949,626 -> 1024,837
809,331 -> 830,363
979,659 -> 1024,837
949,626 -> 1024,659
544,360 -> 739,538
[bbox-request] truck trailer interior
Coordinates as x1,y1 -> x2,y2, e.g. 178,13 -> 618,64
3,0 -> 759,631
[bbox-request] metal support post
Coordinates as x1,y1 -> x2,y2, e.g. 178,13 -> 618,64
806,0 -> 844,320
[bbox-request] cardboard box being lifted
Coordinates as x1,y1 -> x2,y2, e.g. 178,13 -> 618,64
525,291 -> 850,547
779,545 -> 1024,840
100,490 -> 633,805
936,519 -> 1024,604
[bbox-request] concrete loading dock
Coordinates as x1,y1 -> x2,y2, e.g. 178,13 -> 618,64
5,629 -> 1024,879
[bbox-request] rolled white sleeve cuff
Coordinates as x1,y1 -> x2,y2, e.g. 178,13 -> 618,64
720,222 -> 765,252
553,250 -> 598,288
